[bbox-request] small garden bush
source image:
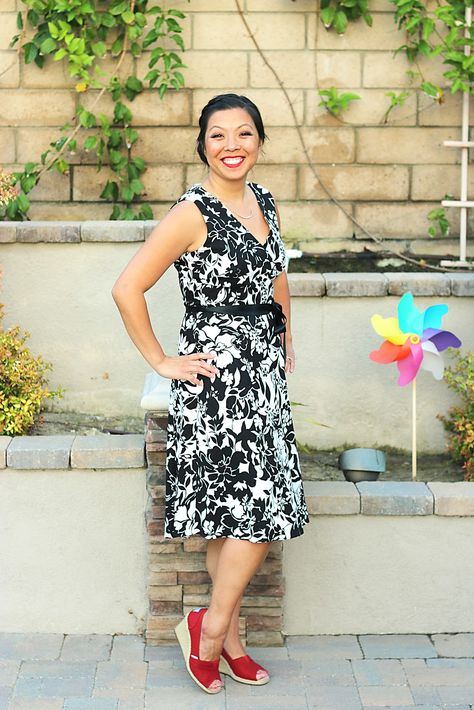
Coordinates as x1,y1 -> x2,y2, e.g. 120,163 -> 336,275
0,302 -> 64,436
437,348 -> 474,482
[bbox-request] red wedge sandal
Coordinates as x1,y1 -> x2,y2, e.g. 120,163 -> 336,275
174,607 -> 223,694
219,647 -> 270,685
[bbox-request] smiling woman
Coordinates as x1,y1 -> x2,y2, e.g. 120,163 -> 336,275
111,93 -> 309,695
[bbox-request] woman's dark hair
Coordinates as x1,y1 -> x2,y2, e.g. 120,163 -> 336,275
196,93 -> 267,166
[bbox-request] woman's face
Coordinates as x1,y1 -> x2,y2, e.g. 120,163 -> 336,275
203,107 -> 262,182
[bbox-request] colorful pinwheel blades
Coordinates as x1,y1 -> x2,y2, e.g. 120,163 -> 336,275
369,292 -> 462,386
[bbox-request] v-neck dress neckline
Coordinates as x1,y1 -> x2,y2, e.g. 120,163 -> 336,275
195,182 -> 272,248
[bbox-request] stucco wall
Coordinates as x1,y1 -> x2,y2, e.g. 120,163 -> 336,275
2,238 -> 472,453
0,0 -> 472,256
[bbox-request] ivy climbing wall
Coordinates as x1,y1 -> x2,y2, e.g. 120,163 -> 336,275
0,0 -> 472,258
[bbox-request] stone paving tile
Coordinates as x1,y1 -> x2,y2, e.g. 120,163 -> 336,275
358,683 -> 414,705
300,659 -> 355,685
61,635 -> 113,662
0,660 -> 20,685
432,633 -> 474,658
14,674 -> 94,697
0,633 -> 63,660
402,657 -> 474,685
286,635 -> 363,660
362,706 -> 472,710
145,686 -> 227,709
144,645 -> 182,663
93,687 -> 145,709
8,699 -> 64,709
351,659 -> 407,686
436,686 -> 474,704
426,658 -> 474,668
110,636 -> 145,663
304,684 -> 362,708
359,634 -> 437,659
63,699 -> 118,709
226,695 -> 309,710
94,662 -> 147,691
0,686 -> 11,710
19,660 -> 96,679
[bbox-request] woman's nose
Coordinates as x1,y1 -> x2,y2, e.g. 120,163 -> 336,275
225,139 -> 240,151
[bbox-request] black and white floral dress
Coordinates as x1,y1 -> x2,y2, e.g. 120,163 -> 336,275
164,181 -> 309,542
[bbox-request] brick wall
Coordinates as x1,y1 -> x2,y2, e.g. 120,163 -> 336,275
0,0 -> 471,257
145,412 -> 285,646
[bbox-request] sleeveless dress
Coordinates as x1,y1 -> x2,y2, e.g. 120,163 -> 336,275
164,181 -> 310,542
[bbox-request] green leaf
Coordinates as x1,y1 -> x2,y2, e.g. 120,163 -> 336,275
91,41 -> 106,56
320,6 -> 336,27
122,9 -> 135,24
138,203 -> 154,220
121,185 -> 134,203
84,135 -> 98,151
16,11 -> 23,30
130,178 -> 144,194
40,37 -> 57,54
23,42 -> 38,64
53,47 -> 67,61
16,193 -> 30,213
333,10 -> 348,34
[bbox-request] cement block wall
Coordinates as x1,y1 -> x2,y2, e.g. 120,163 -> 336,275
0,1 -> 472,256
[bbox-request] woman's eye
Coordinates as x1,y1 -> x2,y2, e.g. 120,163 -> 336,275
210,133 -> 223,138
241,131 -> 252,136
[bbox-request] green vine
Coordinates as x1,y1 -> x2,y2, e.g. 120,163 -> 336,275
5,0 -> 188,221
320,0 -> 372,34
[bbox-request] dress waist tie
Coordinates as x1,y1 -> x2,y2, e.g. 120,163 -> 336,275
185,300 -> 287,360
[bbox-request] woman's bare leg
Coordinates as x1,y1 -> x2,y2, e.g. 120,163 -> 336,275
199,538 -> 270,664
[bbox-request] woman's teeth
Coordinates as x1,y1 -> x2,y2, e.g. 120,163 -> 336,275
222,157 -> 244,167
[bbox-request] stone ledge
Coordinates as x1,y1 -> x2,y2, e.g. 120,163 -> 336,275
287,272 -> 474,297
3,434 -> 145,470
303,481 -> 474,516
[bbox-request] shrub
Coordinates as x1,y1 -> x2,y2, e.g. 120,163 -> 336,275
437,348 -> 474,482
0,303 -> 64,436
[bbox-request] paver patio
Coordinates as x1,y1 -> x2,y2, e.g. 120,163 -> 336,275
0,632 -> 473,709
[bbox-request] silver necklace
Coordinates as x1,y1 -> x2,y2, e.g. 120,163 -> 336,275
232,205 -> 254,219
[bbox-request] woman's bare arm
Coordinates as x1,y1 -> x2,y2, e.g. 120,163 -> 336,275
111,201 -> 218,384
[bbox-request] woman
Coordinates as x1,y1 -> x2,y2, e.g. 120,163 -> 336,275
112,93 -> 309,694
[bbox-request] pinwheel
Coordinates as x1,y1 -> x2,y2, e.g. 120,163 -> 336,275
369,291 -> 462,480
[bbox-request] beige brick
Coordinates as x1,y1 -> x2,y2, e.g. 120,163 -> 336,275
299,165 -> 409,201
250,51 -> 316,89
0,90 -> 75,126
0,13 -> 16,50
6,163 -> 70,202
1,1 -> 16,9
412,165 -> 474,201
137,127 -> 198,163
0,51 -> 18,88
160,0 -> 237,9
261,127 -> 355,164
150,553 -> 207,572
186,163 -> 208,186
356,128 -> 461,164
16,128 -> 66,163
182,584 -> 210,594
246,615 -> 283,631
80,88 -> 190,127
141,165 -> 184,201
418,91 -> 463,127
363,51 -> 418,89
177,571 -> 210,584
279,200 -> 354,240
246,630 -> 283,646
409,237 -> 474,258
371,0 -> 397,9
247,165 -> 298,201
149,585 -> 182,602
150,599 -> 181,615
73,165 -> 114,202
149,571 -> 177,585
314,51 -> 361,89
314,12 -> 404,51
139,51 -> 247,90
306,88 -> 417,127
193,13 -> 305,50
0,128 -> 15,162
27,201 -> 111,220
21,56 -> 74,89
191,88 -> 304,127
241,595 -> 282,607
247,0 -> 316,8
183,593 -> 209,606
354,201 -> 461,239
182,537 -> 208,552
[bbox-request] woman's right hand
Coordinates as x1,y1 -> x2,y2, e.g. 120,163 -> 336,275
155,352 -> 219,385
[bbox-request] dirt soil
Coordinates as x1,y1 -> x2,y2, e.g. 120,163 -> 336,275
27,411 -> 469,482
287,250 -> 473,273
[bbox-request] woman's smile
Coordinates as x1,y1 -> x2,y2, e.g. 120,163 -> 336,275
221,156 -> 245,168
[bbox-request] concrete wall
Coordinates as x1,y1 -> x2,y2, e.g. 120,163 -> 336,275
283,513 -> 474,635
0,0 -> 472,256
2,238 -> 473,453
0,468 -> 148,634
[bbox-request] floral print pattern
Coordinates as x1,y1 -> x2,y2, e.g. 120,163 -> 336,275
164,182 -> 310,542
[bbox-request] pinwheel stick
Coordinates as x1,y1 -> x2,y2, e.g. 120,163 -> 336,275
412,378 -> 417,481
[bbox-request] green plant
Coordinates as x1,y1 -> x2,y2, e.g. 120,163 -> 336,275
5,0 -> 187,221
0,169 -> 18,210
390,0 -> 474,98
318,87 -> 361,116
427,197 -> 453,238
320,0 -> 372,34
382,90 -> 411,123
437,348 -> 474,482
0,303 -> 64,436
